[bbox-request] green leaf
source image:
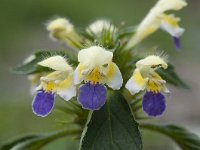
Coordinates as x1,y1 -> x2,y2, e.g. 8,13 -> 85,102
0,129 -> 81,150
0,135 -> 39,150
141,124 -> 200,150
157,64 -> 189,89
12,50 -> 78,75
80,91 -> 142,150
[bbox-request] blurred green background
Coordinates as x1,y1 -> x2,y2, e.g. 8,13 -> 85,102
0,0 -> 200,149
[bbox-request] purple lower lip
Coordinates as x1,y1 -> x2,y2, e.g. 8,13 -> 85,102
32,90 -> 55,117
142,91 -> 166,117
78,82 -> 107,110
173,36 -> 181,51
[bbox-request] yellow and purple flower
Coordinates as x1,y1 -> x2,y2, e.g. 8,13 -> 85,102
126,0 -> 187,50
74,46 -> 123,110
125,55 -> 170,117
160,14 -> 185,50
32,55 -> 76,117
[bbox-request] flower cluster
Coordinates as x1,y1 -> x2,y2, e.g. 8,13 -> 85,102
32,47 -> 169,118
31,46 -> 123,116
18,0 -> 187,118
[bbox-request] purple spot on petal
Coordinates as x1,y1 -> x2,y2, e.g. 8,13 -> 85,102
142,91 -> 166,117
32,90 -> 55,117
173,36 -> 181,51
78,82 -> 107,110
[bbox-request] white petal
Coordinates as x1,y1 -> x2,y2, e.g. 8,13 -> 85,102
47,18 -> 74,32
125,69 -> 147,95
163,85 -> 171,94
40,71 -> 67,82
74,64 -> 84,84
105,63 -> 123,90
57,76 -> 76,101
23,55 -> 36,64
160,21 -> 184,37
57,85 -> 76,101
38,55 -> 72,72
87,19 -> 116,34
35,84 -> 43,91
30,85 -> 38,95
136,55 -> 168,69
159,14 -> 184,38
78,46 -> 113,67
155,0 -> 187,12
125,78 -> 143,95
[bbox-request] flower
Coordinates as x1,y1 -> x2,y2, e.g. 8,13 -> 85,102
125,55 -> 170,117
32,55 -> 76,117
160,14 -> 184,50
47,17 -> 81,47
87,19 -> 116,35
126,0 -> 187,50
74,46 -> 123,110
